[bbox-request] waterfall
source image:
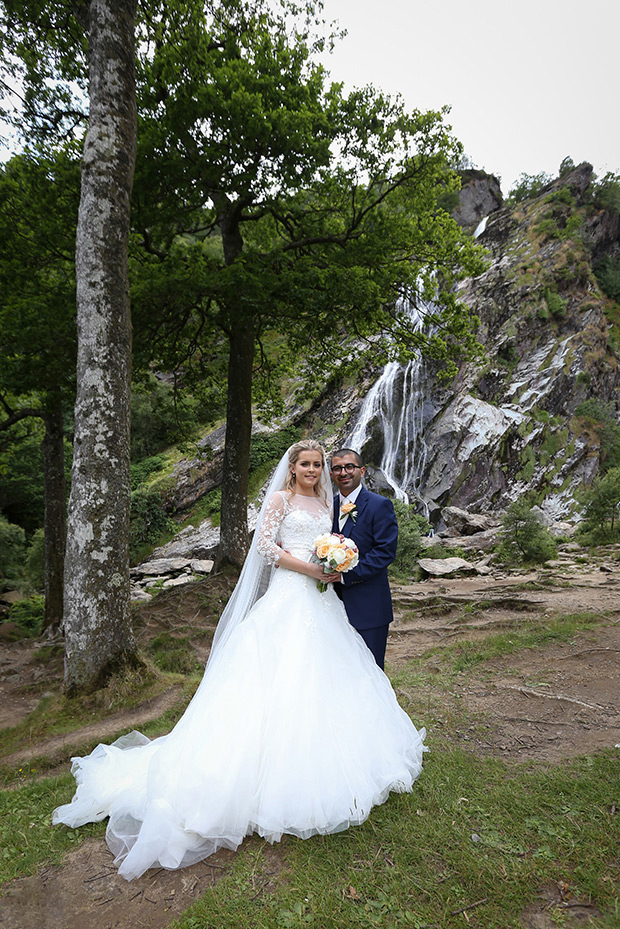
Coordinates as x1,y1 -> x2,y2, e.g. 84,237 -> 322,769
473,214 -> 489,239
347,298 -> 433,516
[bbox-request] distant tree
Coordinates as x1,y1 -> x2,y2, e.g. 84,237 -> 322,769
508,171 -> 552,204
0,514 -> 26,591
0,148 -> 80,630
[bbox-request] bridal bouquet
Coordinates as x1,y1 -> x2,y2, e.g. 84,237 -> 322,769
312,533 -> 359,592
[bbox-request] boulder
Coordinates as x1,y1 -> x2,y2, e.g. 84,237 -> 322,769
417,557 -> 480,577
162,575 -> 195,589
190,559 -> 214,575
429,528 -> 499,552
441,506 -> 498,536
131,557 -> 192,577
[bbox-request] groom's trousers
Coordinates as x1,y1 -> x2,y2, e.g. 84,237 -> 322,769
356,624 -> 389,671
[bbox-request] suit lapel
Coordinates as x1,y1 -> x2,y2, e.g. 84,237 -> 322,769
339,486 -> 369,535
332,494 -> 340,533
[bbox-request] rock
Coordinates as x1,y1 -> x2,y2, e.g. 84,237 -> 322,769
162,575 -> 195,589
529,505 -> 552,527
452,170 -> 503,229
131,558 -> 192,577
441,506 -> 498,536
0,622 -> 22,641
190,559 -> 214,575
417,557 -> 480,577
130,588 -> 153,602
433,528 -> 499,552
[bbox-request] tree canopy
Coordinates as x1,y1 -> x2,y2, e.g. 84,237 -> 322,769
0,0 -> 485,575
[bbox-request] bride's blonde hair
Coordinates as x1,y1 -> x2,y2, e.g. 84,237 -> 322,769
284,439 -> 327,500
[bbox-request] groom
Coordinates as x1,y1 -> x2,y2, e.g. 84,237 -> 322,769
330,448 -> 398,670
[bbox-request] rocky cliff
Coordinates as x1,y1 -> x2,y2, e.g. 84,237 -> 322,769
338,163 -> 620,524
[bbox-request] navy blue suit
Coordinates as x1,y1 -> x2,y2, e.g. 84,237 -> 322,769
332,485 -> 398,669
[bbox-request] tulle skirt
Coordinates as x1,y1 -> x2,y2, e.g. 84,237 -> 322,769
53,569 -> 427,880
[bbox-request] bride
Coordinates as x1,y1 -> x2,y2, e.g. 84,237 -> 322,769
53,439 -> 427,881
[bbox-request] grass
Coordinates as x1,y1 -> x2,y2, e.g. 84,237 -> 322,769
0,773 -> 106,883
167,746 -> 620,929
427,612 -> 603,673
1,608 -> 618,926
2,744 -> 618,925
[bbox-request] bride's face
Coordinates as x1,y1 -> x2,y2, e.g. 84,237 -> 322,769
292,454 -> 323,493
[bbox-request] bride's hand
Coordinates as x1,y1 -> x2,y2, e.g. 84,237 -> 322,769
307,563 -> 341,584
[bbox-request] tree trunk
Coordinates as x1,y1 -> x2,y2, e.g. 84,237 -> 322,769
217,319 -> 255,568
63,0 -> 139,695
42,393 -> 66,632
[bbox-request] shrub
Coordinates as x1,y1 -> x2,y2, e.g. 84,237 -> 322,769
508,171 -> 552,204
7,595 -> 45,637
389,501 -> 431,578
497,500 -> 557,564
249,425 -> 302,471
577,466 -> 620,541
594,256 -> 620,302
544,288 -> 568,318
592,172 -> 620,217
130,488 -> 175,561
130,454 -> 168,490
25,528 -> 45,591
0,515 -> 26,590
545,187 -> 574,206
575,399 -> 620,470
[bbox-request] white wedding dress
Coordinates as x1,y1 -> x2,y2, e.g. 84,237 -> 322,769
53,492 -> 426,881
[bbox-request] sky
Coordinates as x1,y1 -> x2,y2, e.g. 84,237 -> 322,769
2,0 -> 617,193
317,0 -> 619,194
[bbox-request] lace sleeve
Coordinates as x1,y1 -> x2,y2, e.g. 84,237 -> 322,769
255,492 -> 286,565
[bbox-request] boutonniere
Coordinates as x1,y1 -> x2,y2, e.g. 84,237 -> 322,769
340,501 -> 358,523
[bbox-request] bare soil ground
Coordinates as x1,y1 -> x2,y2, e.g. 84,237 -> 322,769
1,553 -> 619,928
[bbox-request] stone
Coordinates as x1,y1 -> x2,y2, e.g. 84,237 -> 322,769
190,559 -> 214,575
417,557 -> 480,577
432,528 -> 499,552
441,506 -> 498,536
130,589 -> 153,602
131,558 -> 192,577
162,575 -> 195,588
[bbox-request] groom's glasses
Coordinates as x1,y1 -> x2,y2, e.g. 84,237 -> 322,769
331,464 -> 361,474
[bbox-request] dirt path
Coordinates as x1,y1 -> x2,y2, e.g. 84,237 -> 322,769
1,557 -> 619,928
389,566 -> 620,762
1,685 -> 185,770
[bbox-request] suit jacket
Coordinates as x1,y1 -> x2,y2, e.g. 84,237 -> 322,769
332,485 -> 398,631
